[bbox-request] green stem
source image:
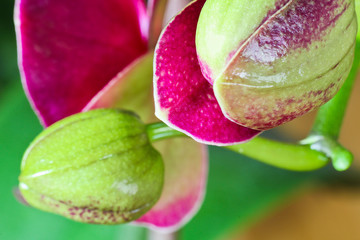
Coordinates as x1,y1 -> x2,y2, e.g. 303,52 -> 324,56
300,135 -> 354,171
225,137 -> 328,171
146,122 -> 329,171
146,122 -> 186,141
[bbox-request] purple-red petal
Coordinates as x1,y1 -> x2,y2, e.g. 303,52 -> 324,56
153,0 -> 260,145
15,0 -> 149,126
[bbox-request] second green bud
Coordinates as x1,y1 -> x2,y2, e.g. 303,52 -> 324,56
19,109 -> 164,224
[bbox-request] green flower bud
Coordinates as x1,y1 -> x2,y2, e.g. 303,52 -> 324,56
196,0 -> 357,130
19,109 -> 164,224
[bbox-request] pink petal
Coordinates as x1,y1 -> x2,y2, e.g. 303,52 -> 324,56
15,0 -> 149,126
85,53 -> 207,232
83,53 -> 155,114
153,0 -> 260,146
13,187 -> 29,206
135,139 -> 207,233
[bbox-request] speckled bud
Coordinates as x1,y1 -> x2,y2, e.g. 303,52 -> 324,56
196,0 -> 357,130
19,109 -> 164,224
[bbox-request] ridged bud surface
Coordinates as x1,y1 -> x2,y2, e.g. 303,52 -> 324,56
196,0 -> 357,130
19,109 -> 164,224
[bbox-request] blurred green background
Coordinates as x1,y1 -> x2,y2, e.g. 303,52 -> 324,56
0,0 -> 358,239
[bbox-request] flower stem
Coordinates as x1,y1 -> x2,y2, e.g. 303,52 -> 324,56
146,122 -> 329,171
300,136 -> 353,171
225,137 -> 328,171
146,122 -> 186,141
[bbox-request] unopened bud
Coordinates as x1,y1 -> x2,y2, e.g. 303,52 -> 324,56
19,109 -> 164,224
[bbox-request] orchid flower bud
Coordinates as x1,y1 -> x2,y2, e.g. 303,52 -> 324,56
19,109 -> 164,224
196,0 -> 357,130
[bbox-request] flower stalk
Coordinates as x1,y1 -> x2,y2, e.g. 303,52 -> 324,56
147,121 -> 330,171
146,122 -> 186,141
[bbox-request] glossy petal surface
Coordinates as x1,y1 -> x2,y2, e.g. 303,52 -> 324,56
86,53 -> 207,232
153,0 -> 260,145
15,0 -> 149,126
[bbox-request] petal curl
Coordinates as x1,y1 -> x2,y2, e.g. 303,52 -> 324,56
15,0 -> 149,126
85,53 -> 207,232
153,0 -> 260,146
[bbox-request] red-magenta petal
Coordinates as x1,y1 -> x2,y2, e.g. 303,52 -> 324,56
15,0 -> 149,126
153,0 -> 260,145
135,139 -> 207,233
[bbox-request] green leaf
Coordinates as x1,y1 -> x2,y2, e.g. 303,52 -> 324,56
0,0 -> 19,88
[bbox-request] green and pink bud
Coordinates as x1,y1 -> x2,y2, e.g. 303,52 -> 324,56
154,0 -> 358,144
19,109 -> 164,224
196,0 -> 357,130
